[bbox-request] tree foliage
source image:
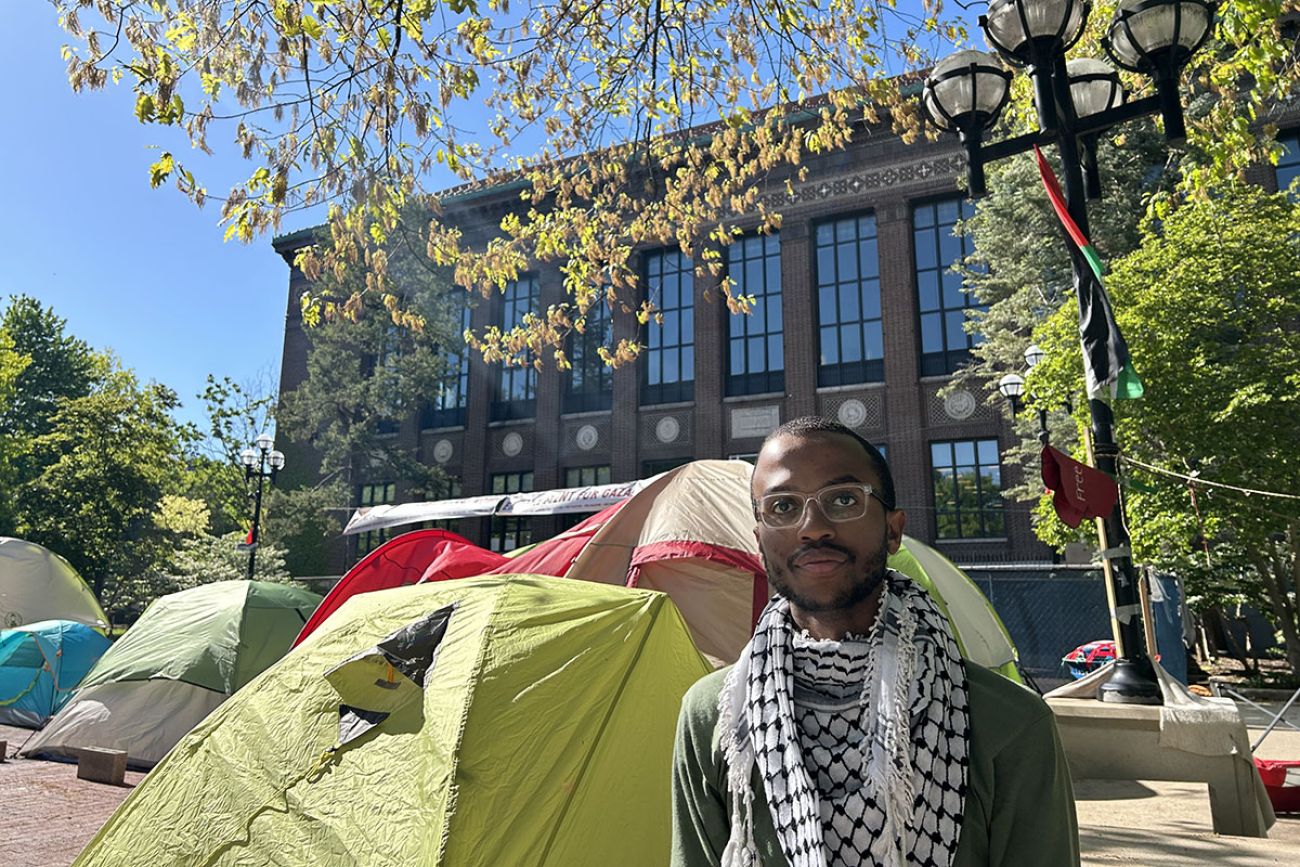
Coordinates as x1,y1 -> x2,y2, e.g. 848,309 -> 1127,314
277,220 -> 463,497
17,363 -> 190,619
1026,186 -> 1300,669
52,0 -> 1300,363
0,294 -> 100,438
164,530 -> 290,590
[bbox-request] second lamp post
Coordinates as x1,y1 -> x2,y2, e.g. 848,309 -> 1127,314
241,432 -> 286,580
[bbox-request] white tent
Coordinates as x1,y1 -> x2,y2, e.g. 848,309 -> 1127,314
0,537 -> 108,631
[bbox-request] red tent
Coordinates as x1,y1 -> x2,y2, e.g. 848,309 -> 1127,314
488,504 -> 625,577
292,529 -> 478,647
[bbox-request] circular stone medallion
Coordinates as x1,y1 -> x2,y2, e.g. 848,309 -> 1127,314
837,398 -> 868,429
501,432 -> 524,457
944,389 -> 977,421
575,424 -> 599,451
432,439 -> 454,465
655,416 -> 681,444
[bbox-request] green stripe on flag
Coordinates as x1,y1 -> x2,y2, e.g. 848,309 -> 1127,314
1118,363 -> 1144,399
1081,245 -> 1105,282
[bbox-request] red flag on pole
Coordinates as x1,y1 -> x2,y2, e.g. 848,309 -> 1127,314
1041,445 -> 1120,528
245,527 -> 255,545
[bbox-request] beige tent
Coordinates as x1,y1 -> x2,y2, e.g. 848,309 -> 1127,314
0,538 -> 108,631
567,460 -> 1021,678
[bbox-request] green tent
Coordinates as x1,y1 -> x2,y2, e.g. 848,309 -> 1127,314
23,580 -> 321,768
73,576 -> 710,867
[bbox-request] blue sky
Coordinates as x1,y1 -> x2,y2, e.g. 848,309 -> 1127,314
0,4 -> 318,429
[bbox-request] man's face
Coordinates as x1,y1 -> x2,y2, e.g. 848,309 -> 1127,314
751,433 -> 906,614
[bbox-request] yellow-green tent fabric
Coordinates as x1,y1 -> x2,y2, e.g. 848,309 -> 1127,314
890,541 -> 1022,683
74,575 -> 711,867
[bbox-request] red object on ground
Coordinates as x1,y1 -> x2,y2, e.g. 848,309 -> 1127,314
1041,445 -> 1121,528
292,529 -> 475,647
1064,640 -> 1117,666
1254,759 -> 1300,814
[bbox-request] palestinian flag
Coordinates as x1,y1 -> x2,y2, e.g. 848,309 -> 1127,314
1034,145 -> 1144,400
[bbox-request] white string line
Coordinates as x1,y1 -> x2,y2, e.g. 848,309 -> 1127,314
1120,455 -> 1300,501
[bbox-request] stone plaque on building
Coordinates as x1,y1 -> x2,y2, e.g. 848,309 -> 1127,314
836,399 -> 868,429
575,424 -> 599,451
501,432 -> 524,457
655,416 -> 681,444
731,405 -> 781,440
432,439 -> 454,464
944,389 -> 977,421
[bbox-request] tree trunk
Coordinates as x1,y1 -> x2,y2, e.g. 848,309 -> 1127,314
1251,543 -> 1300,676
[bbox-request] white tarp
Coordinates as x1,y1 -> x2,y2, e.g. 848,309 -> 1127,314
343,495 -> 506,536
343,481 -> 650,535
497,481 -> 644,516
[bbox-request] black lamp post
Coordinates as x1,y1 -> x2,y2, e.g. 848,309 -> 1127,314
240,432 -> 285,580
925,0 -> 1215,704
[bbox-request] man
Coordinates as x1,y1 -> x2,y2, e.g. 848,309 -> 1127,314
672,417 -> 1079,867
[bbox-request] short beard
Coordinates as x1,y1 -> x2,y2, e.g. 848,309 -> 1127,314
762,532 -> 891,614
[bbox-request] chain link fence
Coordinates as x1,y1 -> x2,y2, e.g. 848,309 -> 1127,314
962,565 -> 1113,692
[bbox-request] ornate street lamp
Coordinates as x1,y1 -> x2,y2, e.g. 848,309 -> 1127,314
925,0 -> 1216,704
998,372 -> 1027,415
241,433 -> 286,579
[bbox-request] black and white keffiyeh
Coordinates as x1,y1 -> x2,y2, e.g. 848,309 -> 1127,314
717,571 -> 970,867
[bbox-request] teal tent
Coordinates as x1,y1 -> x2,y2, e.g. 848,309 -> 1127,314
0,620 -> 111,728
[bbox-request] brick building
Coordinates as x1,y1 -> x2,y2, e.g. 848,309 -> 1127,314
273,115 -> 1296,573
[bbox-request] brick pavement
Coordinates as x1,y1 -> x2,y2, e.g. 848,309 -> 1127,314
0,725 -> 142,867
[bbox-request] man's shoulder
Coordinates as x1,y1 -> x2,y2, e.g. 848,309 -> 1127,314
963,661 -> 1057,752
681,666 -> 731,718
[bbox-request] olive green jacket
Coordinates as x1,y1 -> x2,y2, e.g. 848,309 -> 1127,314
671,661 -> 1080,867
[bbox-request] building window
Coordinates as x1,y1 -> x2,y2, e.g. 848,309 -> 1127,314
564,293 -> 614,413
419,476 -> 464,533
565,465 -> 612,487
930,439 -> 1005,539
424,302 -> 472,429
491,276 -> 539,421
815,214 -> 884,386
642,249 -> 694,405
1277,131 -> 1300,198
489,471 -> 534,553
556,465 -> 613,530
726,234 -> 784,396
914,198 -> 982,376
357,481 -> 397,556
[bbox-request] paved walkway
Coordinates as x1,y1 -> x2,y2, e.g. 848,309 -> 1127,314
0,725 -> 142,867
3,715 -> 1300,866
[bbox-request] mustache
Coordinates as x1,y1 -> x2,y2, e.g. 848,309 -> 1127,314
787,541 -> 856,569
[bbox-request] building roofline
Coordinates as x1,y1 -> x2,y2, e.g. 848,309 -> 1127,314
271,75 -> 933,247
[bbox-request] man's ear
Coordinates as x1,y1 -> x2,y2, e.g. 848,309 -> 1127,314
885,508 -> 907,554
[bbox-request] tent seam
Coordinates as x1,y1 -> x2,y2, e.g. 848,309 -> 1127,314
431,582 -> 502,864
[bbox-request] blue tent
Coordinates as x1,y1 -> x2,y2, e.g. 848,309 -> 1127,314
0,620 -> 111,728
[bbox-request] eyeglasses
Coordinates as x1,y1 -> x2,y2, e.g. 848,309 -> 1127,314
756,483 -> 889,529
